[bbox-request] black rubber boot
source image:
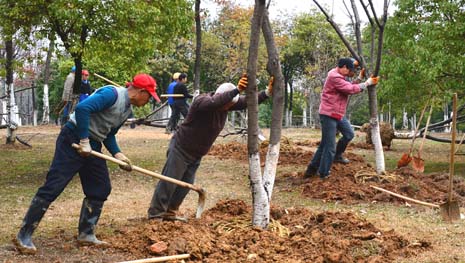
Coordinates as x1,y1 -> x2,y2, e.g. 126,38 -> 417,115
304,165 -> 318,178
15,196 -> 50,254
77,198 -> 108,246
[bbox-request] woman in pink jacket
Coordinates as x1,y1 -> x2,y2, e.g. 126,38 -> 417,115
304,58 -> 379,179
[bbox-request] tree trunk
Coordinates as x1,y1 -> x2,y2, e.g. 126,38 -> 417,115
246,0 -> 266,229
5,38 -> 17,144
42,37 -> 54,124
193,0 -> 201,95
260,7 -> 284,217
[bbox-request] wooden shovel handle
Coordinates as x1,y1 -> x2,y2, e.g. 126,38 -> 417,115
370,186 -> 439,208
71,144 -> 202,192
418,105 -> 434,154
409,104 -> 428,154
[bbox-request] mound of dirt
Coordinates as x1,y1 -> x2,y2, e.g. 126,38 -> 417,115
106,199 -> 429,262
208,139 -> 315,166
209,141 -> 465,206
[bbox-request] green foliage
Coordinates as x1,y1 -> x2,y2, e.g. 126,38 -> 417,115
381,0 -> 465,113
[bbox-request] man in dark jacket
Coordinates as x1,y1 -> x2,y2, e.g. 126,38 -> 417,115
168,73 -> 192,132
148,75 -> 273,221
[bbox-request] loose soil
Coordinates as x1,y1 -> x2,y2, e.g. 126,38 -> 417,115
105,199 -> 429,262
208,140 -> 465,206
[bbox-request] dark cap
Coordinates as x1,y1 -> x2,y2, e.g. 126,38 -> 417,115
337,58 -> 355,70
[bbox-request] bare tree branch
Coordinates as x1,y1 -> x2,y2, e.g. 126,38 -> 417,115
350,0 -> 364,61
312,0 -> 361,62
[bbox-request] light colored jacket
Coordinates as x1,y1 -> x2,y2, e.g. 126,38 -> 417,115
319,68 -> 362,120
62,72 -> 75,101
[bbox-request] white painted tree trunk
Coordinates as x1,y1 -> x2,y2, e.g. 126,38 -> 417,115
249,152 -> 269,227
392,117 -> 396,131
302,106 -> 307,127
370,118 -> 385,174
444,102 -> 450,133
263,143 -> 280,199
1,100 -> 6,125
402,107 -> 408,130
41,84 -> 50,124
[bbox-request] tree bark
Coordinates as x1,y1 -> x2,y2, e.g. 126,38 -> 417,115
42,37 -> 54,124
193,0 -> 202,94
246,0 -> 266,228
5,38 -> 17,144
261,9 -> 284,202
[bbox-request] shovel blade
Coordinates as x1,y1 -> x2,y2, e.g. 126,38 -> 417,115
440,201 -> 461,222
397,153 -> 412,168
412,156 -> 425,173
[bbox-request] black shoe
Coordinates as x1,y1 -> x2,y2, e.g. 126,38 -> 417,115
304,165 -> 317,178
334,156 -> 350,164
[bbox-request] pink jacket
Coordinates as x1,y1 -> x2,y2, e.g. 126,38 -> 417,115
319,68 -> 362,120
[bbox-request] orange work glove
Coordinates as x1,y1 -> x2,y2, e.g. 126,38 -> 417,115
365,75 -> 380,86
237,73 -> 248,92
265,76 -> 274,96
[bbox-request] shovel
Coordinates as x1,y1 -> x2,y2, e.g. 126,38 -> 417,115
439,93 -> 461,222
412,105 -> 434,173
71,144 -> 206,218
397,104 -> 428,168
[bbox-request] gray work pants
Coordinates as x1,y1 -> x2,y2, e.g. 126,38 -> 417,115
148,137 -> 201,218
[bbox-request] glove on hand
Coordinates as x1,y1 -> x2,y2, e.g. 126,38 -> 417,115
78,138 -> 91,157
357,68 -> 366,81
237,74 -> 248,92
115,152 -> 132,172
365,75 -> 380,86
265,76 -> 274,97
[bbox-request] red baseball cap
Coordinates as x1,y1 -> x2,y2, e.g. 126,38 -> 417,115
131,73 -> 161,102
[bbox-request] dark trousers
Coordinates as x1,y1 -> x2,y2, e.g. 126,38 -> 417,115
310,115 -> 354,175
167,101 -> 189,131
148,137 -> 201,217
35,126 -> 111,203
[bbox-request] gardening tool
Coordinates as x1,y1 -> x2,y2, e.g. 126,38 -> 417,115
71,144 -> 206,218
397,104 -> 428,168
439,93 -> 461,222
118,254 -> 190,263
412,105 -> 434,173
370,185 -> 439,208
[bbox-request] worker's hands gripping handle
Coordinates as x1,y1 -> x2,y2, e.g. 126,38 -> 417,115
114,152 -> 132,172
77,138 -> 91,157
237,74 -> 248,92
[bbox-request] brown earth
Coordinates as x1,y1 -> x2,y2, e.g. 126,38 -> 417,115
104,199 -> 429,262
208,140 -> 465,206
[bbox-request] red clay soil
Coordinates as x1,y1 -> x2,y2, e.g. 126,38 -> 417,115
106,199 -> 429,262
208,141 -> 465,206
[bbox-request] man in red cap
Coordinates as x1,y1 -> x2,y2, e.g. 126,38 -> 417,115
14,73 -> 159,254
79,69 -> 94,102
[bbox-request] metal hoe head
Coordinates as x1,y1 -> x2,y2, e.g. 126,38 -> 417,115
195,188 -> 206,218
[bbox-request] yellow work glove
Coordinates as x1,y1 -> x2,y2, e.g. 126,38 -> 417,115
237,74 -> 248,92
114,152 -> 132,172
78,138 -> 91,157
265,76 -> 274,97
